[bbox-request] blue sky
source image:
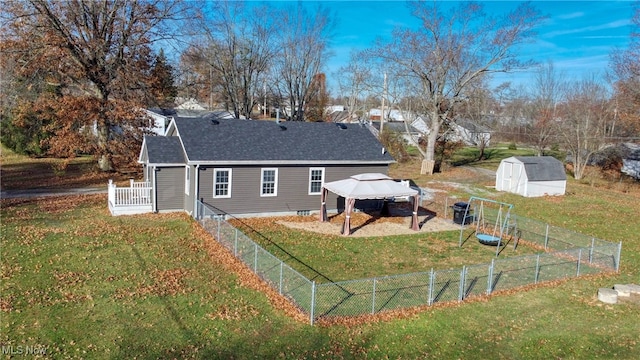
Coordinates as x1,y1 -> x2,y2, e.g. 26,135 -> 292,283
300,0 -> 636,93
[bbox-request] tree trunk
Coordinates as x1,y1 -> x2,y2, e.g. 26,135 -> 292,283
421,113 -> 440,175
96,95 -> 113,172
96,124 -> 113,171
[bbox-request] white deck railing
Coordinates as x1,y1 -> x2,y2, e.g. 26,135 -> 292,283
108,179 -> 153,215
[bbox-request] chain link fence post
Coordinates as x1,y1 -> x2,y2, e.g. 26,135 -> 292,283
279,262 -> 283,295
254,243 -> 258,272
310,281 -> 316,326
616,242 -> 622,272
234,229 -> 238,257
428,268 -> 434,306
576,249 -> 582,276
535,254 -> 540,284
217,216 -> 221,241
487,259 -> 494,295
372,277 -> 377,315
544,224 -> 549,249
459,266 -> 466,301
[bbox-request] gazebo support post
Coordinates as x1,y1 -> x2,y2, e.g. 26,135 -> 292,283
319,188 -> 328,222
342,197 -> 356,235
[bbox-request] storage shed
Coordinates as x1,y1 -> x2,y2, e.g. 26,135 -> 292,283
495,156 -> 566,197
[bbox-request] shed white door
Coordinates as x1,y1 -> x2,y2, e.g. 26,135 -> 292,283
502,162 -> 523,193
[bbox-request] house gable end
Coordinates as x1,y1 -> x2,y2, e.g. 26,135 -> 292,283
143,136 -> 186,165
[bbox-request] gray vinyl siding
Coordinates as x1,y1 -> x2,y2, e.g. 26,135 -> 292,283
197,164 -> 388,216
156,166 -> 185,211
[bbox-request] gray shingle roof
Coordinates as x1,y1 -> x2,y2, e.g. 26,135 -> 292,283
514,156 -> 566,181
173,117 -> 395,164
144,136 -> 185,164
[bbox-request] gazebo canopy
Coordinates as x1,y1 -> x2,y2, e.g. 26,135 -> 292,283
319,173 -> 420,235
322,173 -> 418,199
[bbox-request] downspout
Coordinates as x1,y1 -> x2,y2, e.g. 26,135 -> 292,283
193,164 -> 200,218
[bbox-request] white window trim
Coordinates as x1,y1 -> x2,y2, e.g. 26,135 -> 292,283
184,166 -> 190,195
308,167 -> 325,195
260,168 -> 278,197
213,168 -> 232,199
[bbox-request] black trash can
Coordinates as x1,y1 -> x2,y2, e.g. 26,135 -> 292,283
452,202 -> 472,225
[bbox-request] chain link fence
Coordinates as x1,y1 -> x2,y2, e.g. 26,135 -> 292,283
195,200 -> 621,325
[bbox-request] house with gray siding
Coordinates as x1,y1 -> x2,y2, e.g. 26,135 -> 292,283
138,116 -> 395,217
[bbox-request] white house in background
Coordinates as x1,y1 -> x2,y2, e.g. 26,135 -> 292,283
368,108 -> 408,122
496,156 -> 567,197
145,108 -> 235,135
144,108 -> 174,135
446,118 -> 492,146
326,105 -> 345,114
175,98 -> 206,110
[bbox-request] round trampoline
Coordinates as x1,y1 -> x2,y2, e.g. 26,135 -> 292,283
477,233 -> 502,246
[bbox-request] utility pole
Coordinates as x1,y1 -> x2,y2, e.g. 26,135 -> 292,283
263,81 -> 267,118
380,72 -> 387,134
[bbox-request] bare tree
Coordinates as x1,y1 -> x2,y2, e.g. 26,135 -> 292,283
610,2 -> 640,139
194,1 -> 277,119
2,0 -> 188,171
366,1 -> 544,174
455,82 -> 495,160
558,77 -> 615,180
275,3 -> 334,121
527,61 -> 565,155
335,53 -> 373,122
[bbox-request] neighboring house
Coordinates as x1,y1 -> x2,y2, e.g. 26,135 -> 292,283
495,156 -> 567,197
145,108 -> 234,135
144,108 -> 176,135
328,110 -> 351,123
370,121 -> 422,144
175,98 -> 207,110
368,109 -> 407,122
138,117 -> 395,217
445,118 -> 492,146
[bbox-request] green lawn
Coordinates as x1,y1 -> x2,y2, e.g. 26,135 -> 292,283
229,219 -> 541,283
1,148 -> 639,358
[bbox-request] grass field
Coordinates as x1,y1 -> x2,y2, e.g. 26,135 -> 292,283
229,216 -> 542,283
1,147 -> 639,358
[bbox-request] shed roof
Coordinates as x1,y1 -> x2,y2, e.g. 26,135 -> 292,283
512,156 -> 566,181
170,117 -> 395,164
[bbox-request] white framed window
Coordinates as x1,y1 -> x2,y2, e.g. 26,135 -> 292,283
184,167 -> 190,195
213,168 -> 232,198
260,168 -> 278,197
309,167 -> 325,195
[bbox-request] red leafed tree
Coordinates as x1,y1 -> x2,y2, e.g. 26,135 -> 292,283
1,0 -> 185,171
305,73 -> 330,122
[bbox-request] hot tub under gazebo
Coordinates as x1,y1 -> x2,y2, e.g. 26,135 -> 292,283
319,173 -> 421,235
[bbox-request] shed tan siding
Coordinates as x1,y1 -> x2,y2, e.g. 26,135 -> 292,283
197,164 -> 388,215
